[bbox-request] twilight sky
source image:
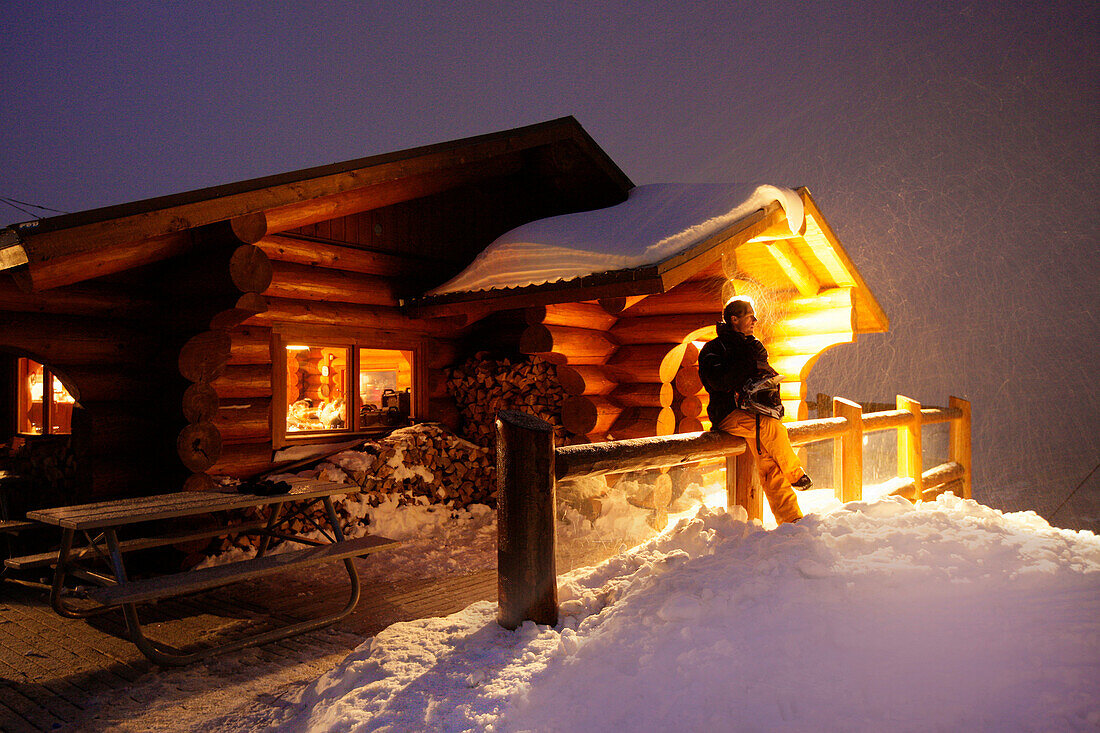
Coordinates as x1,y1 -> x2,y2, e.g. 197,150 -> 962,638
2,1 -> 1097,524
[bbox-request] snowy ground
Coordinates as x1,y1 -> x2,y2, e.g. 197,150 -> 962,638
73,477 -> 1100,732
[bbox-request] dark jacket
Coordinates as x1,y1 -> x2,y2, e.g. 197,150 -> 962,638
698,322 -> 778,426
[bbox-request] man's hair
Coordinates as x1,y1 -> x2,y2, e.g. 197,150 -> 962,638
722,296 -> 755,323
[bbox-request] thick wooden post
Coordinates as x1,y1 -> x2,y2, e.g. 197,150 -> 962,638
897,395 -> 923,501
726,449 -> 761,522
496,410 -> 558,630
832,397 -> 863,503
949,396 -> 972,499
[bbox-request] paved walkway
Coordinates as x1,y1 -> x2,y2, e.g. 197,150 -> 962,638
0,539 -> 619,732
0,561 -> 498,732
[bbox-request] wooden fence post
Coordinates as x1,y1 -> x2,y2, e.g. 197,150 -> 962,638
726,448 -> 761,523
496,410 -> 558,630
897,395 -> 922,501
949,396 -> 972,499
832,397 -> 863,503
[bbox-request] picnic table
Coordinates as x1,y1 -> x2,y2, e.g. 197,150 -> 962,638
6,478 -> 398,666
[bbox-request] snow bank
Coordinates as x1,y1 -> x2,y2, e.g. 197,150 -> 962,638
430,183 -> 804,295
268,493 -> 1100,732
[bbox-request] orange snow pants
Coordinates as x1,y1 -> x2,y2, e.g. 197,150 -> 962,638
716,410 -> 804,524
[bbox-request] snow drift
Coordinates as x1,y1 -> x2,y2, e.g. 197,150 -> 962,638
258,493 -> 1100,732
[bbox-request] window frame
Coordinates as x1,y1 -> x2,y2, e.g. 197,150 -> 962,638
15,358 -> 73,437
272,329 -> 423,449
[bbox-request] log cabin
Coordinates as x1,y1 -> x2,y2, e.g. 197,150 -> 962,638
0,117 -> 887,510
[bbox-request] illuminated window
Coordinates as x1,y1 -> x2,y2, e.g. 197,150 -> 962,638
358,348 -> 413,427
285,345 -> 350,434
282,342 -> 416,438
17,359 -> 74,435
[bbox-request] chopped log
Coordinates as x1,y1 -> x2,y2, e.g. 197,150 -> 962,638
496,411 -> 558,629
597,295 -> 648,315
211,363 -> 272,398
673,366 -> 703,396
609,407 -> 676,440
674,393 -> 703,417
677,416 -> 704,433
525,302 -> 618,331
179,330 -> 232,383
556,365 -> 616,396
183,472 -> 218,493
561,395 -> 622,436
209,293 -> 269,330
228,213 -> 268,244
213,399 -> 272,444
227,244 -> 274,293
182,383 -> 220,422
603,343 -> 686,384
618,278 -> 727,317
177,421 -> 223,473
519,324 -> 619,365
610,313 -> 717,345
228,327 -> 273,365
265,261 -> 399,306
610,382 -> 673,408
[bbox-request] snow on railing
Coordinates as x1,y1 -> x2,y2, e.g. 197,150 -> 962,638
494,394 -> 971,629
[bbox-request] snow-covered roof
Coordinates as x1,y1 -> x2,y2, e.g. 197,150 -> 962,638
429,183 -> 804,296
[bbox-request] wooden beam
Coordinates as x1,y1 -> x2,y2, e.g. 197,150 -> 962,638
897,395 -> 923,500
949,396 -> 972,499
258,235 -> 429,278
832,397 -> 863,503
764,239 -> 820,297
656,204 -> 788,292
496,411 -> 558,629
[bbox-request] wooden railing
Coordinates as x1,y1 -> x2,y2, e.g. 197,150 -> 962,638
495,394 -> 971,629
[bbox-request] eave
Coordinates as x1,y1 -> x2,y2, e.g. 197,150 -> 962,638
3,116 -> 632,292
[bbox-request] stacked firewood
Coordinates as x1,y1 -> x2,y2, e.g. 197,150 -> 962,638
339,423 -> 495,508
445,352 -> 568,447
203,423 -> 495,558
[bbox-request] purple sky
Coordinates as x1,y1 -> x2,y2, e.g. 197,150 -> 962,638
3,1 -> 1097,524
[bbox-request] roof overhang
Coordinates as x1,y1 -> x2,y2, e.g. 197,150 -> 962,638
3,116 -> 631,291
408,187 -> 889,335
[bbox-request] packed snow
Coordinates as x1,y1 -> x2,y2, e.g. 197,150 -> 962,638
429,183 -> 804,295
199,487 -> 1100,732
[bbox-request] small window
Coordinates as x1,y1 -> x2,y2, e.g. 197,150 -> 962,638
285,345 -> 350,434
17,359 -> 74,435
358,348 -> 414,428
280,338 -> 416,440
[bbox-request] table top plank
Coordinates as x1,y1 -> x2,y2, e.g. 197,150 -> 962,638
27,480 -> 361,530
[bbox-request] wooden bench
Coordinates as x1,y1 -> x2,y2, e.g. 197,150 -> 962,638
0,519 -> 37,535
19,479 -> 400,666
88,534 -> 398,606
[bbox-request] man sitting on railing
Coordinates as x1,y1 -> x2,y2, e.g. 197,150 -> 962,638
699,296 -> 812,524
